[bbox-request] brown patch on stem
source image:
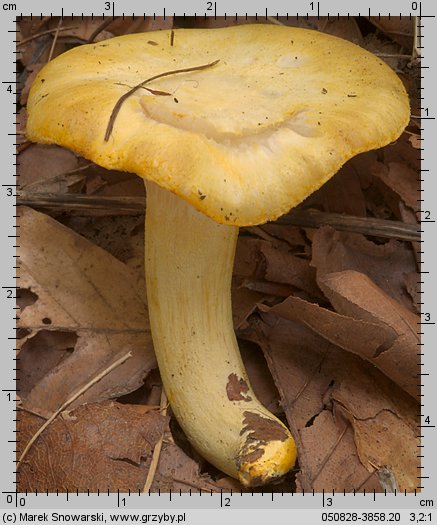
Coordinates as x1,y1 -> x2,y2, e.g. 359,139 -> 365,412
240,411 -> 289,443
226,373 -> 252,402
237,412 -> 290,484
240,448 -> 264,465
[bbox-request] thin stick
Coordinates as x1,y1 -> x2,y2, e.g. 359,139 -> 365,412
104,59 -> 220,141
17,351 -> 132,470
18,193 -> 146,214
47,18 -> 63,62
16,405 -> 48,420
86,17 -> 120,43
142,389 -> 168,493
17,26 -> 77,47
16,193 -> 421,243
276,208 -> 420,242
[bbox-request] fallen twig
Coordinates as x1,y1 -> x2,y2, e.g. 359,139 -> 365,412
47,18 -> 63,62
17,26 -> 77,47
17,192 -> 421,242
142,389 -> 168,493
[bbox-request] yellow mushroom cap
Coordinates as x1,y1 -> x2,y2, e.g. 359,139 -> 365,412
27,25 -> 409,226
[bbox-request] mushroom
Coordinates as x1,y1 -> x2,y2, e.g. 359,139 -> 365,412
26,25 -> 409,486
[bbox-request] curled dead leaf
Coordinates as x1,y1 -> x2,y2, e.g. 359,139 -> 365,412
317,270 -> 419,399
18,207 -> 156,417
249,314 -> 419,492
18,401 -> 167,492
311,227 -> 418,311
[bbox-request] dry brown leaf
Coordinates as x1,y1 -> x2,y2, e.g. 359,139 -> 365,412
354,414 -> 416,491
251,314 -> 419,492
88,168 -> 145,198
371,160 -> 419,212
369,17 -> 413,50
383,133 -> 420,172
251,317 -> 380,491
240,341 -> 281,415
109,16 -> 173,36
18,401 -> 167,492
242,279 -> 296,298
273,17 -> 363,44
45,19 -> 112,42
259,223 -> 307,247
260,292 -> 419,399
362,32 -> 406,71
306,162 -> 367,217
234,237 -> 265,279
150,435 -> 219,493
18,330 -> 78,401
259,295 -> 410,394
296,410 -> 381,492
18,17 -> 50,38
177,17 -> 259,29
311,227 -> 417,310
261,294 -> 393,355
63,215 -> 144,269
9,389 -> 224,494
349,151 -> 378,190
235,236 -> 320,299
18,35 -> 51,72
319,18 -> 363,43
18,207 -> 155,417
404,272 -> 421,313
18,144 -> 81,190
259,242 -> 320,298
231,278 -> 265,330
317,270 -> 419,399
39,17 -> 171,45
334,373 -> 419,492
16,108 -> 28,147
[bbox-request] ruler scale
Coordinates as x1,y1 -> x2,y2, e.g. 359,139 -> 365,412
0,0 -> 435,521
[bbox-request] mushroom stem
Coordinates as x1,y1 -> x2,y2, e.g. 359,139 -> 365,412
144,181 -> 297,486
